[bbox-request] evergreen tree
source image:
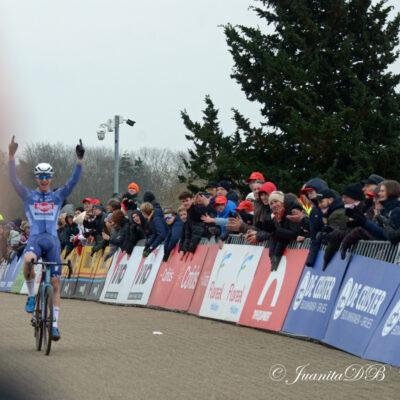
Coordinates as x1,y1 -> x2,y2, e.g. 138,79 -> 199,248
182,0 -> 400,192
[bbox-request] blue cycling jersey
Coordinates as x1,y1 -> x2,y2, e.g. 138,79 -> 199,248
8,160 -> 82,238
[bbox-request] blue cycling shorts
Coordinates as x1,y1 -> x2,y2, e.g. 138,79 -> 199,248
25,233 -> 62,277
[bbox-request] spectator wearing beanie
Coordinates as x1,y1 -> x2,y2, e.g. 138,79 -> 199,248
306,188 -> 347,270
247,191 -> 303,271
322,183 -> 369,269
121,182 -> 140,213
217,181 -> 239,205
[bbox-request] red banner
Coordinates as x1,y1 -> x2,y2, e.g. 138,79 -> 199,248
238,249 -> 307,331
165,245 -> 210,311
188,245 -> 219,315
147,247 -> 183,307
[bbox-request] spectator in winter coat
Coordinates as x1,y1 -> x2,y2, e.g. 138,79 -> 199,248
122,210 -> 150,257
306,188 -> 347,268
360,174 -> 384,220
102,210 -> 129,260
61,215 -> 79,257
83,204 -> 106,255
216,181 -> 240,205
322,183 -> 366,269
247,191 -> 303,270
201,196 -> 237,233
141,202 -> 168,257
163,211 -> 184,262
347,180 -> 400,245
178,191 -> 216,259
228,181 -> 277,235
302,178 -> 329,267
121,182 -> 139,214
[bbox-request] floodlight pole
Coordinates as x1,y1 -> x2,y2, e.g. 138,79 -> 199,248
114,115 -> 120,195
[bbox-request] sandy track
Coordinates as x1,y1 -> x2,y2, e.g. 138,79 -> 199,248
0,292 -> 398,400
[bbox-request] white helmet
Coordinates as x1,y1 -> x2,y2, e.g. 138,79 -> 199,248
34,163 -> 54,177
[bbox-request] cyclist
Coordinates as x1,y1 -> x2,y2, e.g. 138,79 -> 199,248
8,136 -> 85,341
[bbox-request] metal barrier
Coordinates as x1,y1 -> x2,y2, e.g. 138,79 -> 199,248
352,240 -> 400,265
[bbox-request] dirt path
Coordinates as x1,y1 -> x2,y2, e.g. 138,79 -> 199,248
0,292 -> 398,400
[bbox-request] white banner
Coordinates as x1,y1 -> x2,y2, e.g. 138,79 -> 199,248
199,244 -> 264,322
99,246 -> 144,303
122,246 -> 164,305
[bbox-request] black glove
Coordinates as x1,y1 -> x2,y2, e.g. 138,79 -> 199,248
9,136 -> 18,156
376,214 -> 390,228
76,139 -> 85,159
346,207 -> 366,227
142,246 -> 153,258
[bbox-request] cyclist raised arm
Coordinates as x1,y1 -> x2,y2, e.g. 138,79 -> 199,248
8,136 -> 85,341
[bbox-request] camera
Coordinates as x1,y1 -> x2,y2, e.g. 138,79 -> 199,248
201,192 -> 211,198
126,119 -> 136,127
97,128 -> 106,140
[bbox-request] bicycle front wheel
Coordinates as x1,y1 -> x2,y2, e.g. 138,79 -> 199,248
43,286 -> 53,356
34,286 -> 43,351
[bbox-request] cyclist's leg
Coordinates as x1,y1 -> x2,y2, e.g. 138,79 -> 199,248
22,238 -> 42,312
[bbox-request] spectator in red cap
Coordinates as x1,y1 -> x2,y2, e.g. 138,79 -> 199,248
245,172 -> 265,191
201,196 -> 237,233
82,198 -> 93,214
228,181 -> 277,234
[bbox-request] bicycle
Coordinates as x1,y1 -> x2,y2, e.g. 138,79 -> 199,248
28,258 -> 72,355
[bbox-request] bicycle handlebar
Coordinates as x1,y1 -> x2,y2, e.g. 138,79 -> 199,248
27,259 -> 73,279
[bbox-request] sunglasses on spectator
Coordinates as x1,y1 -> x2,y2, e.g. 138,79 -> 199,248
37,174 -> 52,180
165,215 -> 173,220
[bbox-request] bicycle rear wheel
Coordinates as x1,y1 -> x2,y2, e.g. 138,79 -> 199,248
43,286 -> 53,356
34,286 -> 43,351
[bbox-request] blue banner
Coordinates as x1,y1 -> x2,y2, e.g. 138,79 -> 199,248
0,256 -> 23,292
322,255 -> 400,357
282,251 -> 348,340
363,285 -> 400,367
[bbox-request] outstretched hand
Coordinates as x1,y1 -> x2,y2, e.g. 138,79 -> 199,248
9,136 -> 18,157
76,139 -> 85,159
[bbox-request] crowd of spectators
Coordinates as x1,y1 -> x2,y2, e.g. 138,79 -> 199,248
2,172 -> 400,272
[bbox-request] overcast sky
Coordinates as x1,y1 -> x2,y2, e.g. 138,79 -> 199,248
0,0 -> 399,154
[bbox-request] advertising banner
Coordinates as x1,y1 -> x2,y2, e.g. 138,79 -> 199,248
99,250 -> 130,303
123,247 -> 164,305
239,249 -> 307,331
188,245 -> 219,315
10,266 -> 25,293
165,245 -> 211,311
147,247 -> 183,308
199,244 -> 264,323
322,255 -> 400,357
282,251 -> 348,340
0,256 -> 23,292
87,249 -> 115,301
73,248 -> 102,299
60,248 -> 81,298
364,285 -> 400,367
